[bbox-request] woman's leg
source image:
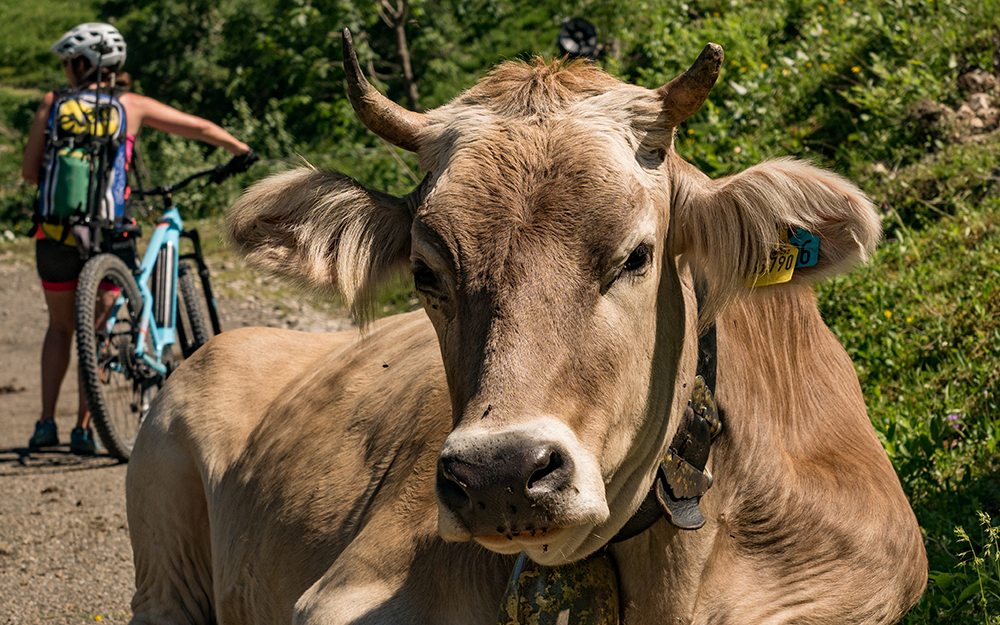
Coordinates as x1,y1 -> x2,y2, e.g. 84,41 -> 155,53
35,238 -> 86,439
40,288 -> 78,421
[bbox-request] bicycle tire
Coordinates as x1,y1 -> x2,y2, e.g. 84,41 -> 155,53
76,254 -> 156,462
177,261 -> 212,358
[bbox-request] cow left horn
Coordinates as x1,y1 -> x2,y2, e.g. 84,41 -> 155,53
342,28 -> 428,152
656,43 -> 724,127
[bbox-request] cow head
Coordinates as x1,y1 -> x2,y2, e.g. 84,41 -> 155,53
227,30 -> 880,566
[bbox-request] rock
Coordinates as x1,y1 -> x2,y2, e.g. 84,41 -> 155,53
955,103 -> 977,122
958,94 -> 1000,131
957,69 -> 1000,94
968,93 -> 997,114
908,99 -> 957,142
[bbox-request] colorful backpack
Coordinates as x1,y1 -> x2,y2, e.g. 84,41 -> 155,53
36,87 -> 128,244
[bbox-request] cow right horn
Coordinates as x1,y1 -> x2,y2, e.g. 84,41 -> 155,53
655,43 -> 724,127
342,28 -> 427,153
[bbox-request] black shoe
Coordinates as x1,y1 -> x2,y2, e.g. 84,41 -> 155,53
28,420 -> 59,448
69,427 -> 100,455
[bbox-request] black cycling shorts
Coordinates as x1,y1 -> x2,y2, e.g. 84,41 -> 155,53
36,238 -> 87,290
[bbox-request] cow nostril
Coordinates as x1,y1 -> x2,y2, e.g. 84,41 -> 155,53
526,449 -> 565,491
437,460 -> 471,510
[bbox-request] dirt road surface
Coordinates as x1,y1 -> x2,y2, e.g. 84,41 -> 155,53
0,242 -> 354,624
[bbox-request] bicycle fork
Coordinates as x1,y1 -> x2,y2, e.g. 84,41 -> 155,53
180,228 -> 223,336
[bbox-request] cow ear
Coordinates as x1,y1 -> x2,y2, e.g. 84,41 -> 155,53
226,166 -> 413,324
672,157 -> 881,327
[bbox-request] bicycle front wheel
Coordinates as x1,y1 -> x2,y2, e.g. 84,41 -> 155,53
177,261 -> 212,358
76,253 -> 152,462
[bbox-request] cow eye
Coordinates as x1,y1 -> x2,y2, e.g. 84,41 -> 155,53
412,259 -> 439,292
602,242 -> 653,293
622,243 -> 652,274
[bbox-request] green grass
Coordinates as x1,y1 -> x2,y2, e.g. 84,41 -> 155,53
934,512 -> 1000,624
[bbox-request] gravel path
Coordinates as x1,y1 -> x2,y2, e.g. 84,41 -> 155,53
0,243 -> 354,624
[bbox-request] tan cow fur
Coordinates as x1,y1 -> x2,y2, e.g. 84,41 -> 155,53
127,57 -> 926,624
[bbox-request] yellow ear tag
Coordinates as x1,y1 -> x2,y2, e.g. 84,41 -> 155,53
746,230 -> 798,288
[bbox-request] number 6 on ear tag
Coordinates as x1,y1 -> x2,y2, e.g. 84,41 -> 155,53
788,228 -> 819,268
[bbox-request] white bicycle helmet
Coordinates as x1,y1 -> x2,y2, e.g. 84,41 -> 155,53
50,23 -> 127,71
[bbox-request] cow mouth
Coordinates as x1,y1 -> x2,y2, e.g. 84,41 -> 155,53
474,527 -> 566,550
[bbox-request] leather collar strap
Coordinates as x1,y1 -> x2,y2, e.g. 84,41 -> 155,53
611,289 -> 722,542
655,375 -> 721,530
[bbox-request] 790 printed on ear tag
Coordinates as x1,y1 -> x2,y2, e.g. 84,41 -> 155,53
745,227 -> 820,287
746,238 -> 798,287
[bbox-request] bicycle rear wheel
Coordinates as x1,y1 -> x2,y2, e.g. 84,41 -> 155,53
76,253 -> 158,462
177,261 -> 212,358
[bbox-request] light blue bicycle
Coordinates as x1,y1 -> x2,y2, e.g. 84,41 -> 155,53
75,157 -> 255,461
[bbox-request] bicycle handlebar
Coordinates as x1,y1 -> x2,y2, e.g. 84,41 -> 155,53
132,150 -> 260,199
131,166 -> 219,198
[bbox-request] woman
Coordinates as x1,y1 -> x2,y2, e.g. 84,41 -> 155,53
22,22 -> 255,455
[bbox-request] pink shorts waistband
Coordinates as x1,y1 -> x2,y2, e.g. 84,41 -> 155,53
41,279 -> 121,293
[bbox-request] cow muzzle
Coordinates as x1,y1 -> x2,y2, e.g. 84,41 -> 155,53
434,419 -> 610,553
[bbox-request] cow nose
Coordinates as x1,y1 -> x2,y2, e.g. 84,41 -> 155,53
436,442 -> 574,534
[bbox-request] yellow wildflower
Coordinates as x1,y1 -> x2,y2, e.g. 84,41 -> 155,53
852,66 -> 861,73
883,310 -> 892,319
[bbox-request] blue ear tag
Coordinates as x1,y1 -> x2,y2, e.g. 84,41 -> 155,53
788,228 -> 819,268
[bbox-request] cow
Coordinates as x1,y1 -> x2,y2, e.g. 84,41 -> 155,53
126,30 -> 927,625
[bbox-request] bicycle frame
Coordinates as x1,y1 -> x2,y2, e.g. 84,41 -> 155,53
100,165 -> 228,378
103,205 -> 220,376
100,208 -> 178,375
137,207 -> 182,373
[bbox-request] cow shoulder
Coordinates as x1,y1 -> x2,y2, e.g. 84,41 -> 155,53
208,313 -> 461,618
696,287 -> 926,623
131,326 -> 345,479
